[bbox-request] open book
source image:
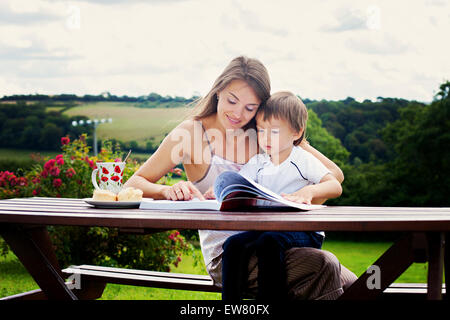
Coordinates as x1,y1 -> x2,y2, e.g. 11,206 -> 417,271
213,171 -> 325,211
139,171 -> 325,211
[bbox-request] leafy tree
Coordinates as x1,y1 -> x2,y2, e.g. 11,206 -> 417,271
306,109 -> 350,167
39,123 -> 63,150
381,81 -> 450,205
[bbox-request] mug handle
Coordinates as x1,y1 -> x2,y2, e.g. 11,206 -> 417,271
91,168 -> 100,190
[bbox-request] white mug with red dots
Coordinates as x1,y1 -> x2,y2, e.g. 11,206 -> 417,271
91,162 -> 125,194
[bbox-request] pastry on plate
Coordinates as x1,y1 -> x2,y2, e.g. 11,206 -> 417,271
117,187 -> 143,202
92,189 -> 117,201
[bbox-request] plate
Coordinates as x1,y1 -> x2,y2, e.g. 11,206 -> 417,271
83,198 -> 141,209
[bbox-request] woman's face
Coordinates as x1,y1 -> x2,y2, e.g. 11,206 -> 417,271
216,79 -> 261,130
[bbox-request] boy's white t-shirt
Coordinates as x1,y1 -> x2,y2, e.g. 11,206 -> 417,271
239,146 -> 331,237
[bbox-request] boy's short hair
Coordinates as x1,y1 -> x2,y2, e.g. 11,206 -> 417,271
258,91 -> 308,146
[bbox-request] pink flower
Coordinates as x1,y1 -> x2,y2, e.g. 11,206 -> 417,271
18,177 -> 28,186
49,166 -> 60,177
53,178 -> 62,188
61,137 -> 70,145
56,157 -> 64,166
65,168 -> 76,178
9,176 -> 17,186
41,170 -> 49,178
44,159 -> 56,170
170,168 -> 183,176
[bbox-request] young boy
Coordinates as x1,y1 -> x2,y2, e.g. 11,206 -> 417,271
221,91 -> 342,301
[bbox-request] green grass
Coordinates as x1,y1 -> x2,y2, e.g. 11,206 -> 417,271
322,240 -> 428,283
64,102 -> 192,146
0,240 -> 429,300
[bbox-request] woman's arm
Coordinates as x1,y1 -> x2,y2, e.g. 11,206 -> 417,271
299,140 -> 344,183
124,120 -> 204,200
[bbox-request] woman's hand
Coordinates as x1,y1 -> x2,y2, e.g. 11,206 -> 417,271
162,181 -> 205,201
203,186 -> 216,199
281,185 -> 315,205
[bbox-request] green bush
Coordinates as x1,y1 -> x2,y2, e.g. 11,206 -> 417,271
0,135 -> 196,270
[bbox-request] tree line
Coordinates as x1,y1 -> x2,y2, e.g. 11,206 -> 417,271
1,92 -> 199,106
0,101 -> 92,150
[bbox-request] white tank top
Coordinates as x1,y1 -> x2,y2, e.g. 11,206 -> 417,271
193,125 -> 245,275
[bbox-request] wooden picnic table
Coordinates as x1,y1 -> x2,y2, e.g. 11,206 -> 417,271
0,197 -> 449,300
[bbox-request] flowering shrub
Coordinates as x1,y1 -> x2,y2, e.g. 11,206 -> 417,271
0,135 -> 197,270
0,170 -> 28,199
50,227 -> 192,271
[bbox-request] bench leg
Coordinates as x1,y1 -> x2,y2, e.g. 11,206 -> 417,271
445,232 -> 450,300
0,225 -> 78,300
427,232 -> 444,300
339,233 -> 424,300
72,280 -> 106,300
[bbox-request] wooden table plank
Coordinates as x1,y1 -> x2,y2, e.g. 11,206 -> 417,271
1,198 -> 450,234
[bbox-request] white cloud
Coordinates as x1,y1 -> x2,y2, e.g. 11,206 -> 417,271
0,0 -> 448,102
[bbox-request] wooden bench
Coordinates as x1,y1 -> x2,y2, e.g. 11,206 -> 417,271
381,283 -> 446,300
62,265 -> 221,298
61,265 -> 446,300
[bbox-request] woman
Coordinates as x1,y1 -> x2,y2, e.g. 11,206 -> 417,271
124,56 -> 356,300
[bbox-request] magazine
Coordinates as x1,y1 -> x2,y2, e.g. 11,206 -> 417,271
139,171 -> 325,211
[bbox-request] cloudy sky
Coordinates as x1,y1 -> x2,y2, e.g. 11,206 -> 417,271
0,0 -> 449,102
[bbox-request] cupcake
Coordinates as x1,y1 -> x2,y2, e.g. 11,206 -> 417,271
93,189 -> 117,201
117,187 -> 143,202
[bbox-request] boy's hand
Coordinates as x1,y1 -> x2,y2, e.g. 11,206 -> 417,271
281,185 -> 315,205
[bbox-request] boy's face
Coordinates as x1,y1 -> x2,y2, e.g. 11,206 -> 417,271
255,113 -> 302,158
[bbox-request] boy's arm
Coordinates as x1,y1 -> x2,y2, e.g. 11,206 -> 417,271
281,173 -> 342,205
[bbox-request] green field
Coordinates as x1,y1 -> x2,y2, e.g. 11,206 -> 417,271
0,148 -> 58,162
0,240 -> 428,300
64,102 -> 192,146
